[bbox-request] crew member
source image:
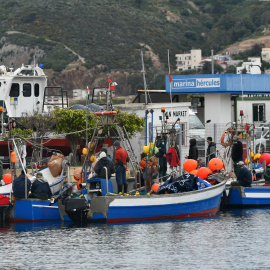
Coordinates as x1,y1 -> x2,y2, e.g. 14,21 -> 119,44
232,135 -> 243,177
12,170 -> 31,201
113,140 -> 129,194
30,172 -> 52,199
94,151 -> 115,179
206,137 -> 216,165
231,161 -> 252,187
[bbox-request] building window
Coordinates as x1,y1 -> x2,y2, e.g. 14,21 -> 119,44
9,83 -> 19,97
253,103 -> 265,122
23,83 -> 31,97
34,83 -> 39,97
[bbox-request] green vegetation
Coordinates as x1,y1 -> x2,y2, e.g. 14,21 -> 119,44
0,0 -> 270,90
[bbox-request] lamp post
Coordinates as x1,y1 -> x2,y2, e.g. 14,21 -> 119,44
107,81 -> 118,110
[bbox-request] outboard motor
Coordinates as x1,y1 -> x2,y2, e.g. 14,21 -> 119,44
64,196 -> 89,225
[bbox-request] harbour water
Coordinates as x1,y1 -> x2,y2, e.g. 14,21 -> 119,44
1,208 -> 270,270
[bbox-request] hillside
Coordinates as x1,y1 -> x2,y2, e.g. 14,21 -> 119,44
1,0 -> 270,95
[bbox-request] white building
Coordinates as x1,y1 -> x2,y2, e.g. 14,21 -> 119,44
175,49 -> 202,71
73,89 -> 88,100
236,57 -> 261,74
262,47 -> 270,62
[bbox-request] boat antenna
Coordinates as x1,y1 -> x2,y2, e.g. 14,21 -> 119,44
140,51 -> 148,105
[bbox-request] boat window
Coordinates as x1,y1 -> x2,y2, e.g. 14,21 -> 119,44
23,83 -> 31,97
9,83 -> 19,97
189,115 -> 204,129
34,83 -> 39,97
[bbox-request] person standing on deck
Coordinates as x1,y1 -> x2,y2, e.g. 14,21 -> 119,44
206,137 -> 216,165
113,140 -> 129,194
232,135 -> 243,177
156,134 -> 168,181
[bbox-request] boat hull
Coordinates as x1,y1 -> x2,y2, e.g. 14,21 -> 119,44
227,185 -> 270,208
9,199 -> 61,222
87,180 -> 226,223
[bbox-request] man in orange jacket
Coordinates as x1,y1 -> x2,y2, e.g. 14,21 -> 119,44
114,140 -> 129,194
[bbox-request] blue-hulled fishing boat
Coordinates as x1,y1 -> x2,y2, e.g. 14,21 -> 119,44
225,185 -> 270,208
60,176 -> 227,224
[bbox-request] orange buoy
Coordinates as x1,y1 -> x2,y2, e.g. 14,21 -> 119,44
3,174 -> 12,184
208,158 -> 224,172
73,168 -> 83,181
183,159 -> 198,172
151,183 -> 160,192
189,169 -> 198,176
197,167 -> 212,180
10,151 -> 17,163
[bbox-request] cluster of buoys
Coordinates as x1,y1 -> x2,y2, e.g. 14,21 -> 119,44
183,158 -> 224,180
244,152 -> 261,164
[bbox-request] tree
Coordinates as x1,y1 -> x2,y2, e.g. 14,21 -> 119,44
53,108 -> 95,165
201,61 -> 224,74
225,65 -> 236,74
15,111 -> 57,163
53,108 -> 145,165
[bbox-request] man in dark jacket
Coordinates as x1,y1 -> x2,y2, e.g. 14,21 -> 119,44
94,151 -> 115,179
186,138 -> 198,161
30,172 -> 52,199
12,170 -> 31,200
206,137 -> 216,165
231,161 -> 252,187
232,135 -> 243,177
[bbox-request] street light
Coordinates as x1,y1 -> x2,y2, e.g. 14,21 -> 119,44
107,81 -> 117,110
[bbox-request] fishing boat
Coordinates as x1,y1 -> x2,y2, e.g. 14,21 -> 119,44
224,184 -> 270,208
59,175 -> 227,224
0,155 -> 69,222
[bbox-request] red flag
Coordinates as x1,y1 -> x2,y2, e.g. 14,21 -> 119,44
169,73 -> 173,83
107,78 -> 112,88
86,86 -> 89,95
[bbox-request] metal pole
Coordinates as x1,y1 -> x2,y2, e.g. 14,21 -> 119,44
151,109 -> 154,143
141,51 -> 148,105
145,109 -> 148,146
211,49 -> 214,74
86,87 -> 88,146
12,139 -> 28,198
179,125 -> 183,171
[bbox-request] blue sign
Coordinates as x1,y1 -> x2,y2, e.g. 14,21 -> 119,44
166,74 -> 270,95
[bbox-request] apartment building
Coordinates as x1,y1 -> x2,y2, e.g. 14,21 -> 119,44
175,49 -> 202,71
262,47 -> 270,62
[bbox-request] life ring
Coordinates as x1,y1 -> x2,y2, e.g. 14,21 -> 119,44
221,128 -> 234,147
94,111 -> 117,116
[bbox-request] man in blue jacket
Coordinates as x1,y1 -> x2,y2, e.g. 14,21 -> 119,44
231,161 -> 252,187
30,172 -> 52,199
12,170 -> 31,200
